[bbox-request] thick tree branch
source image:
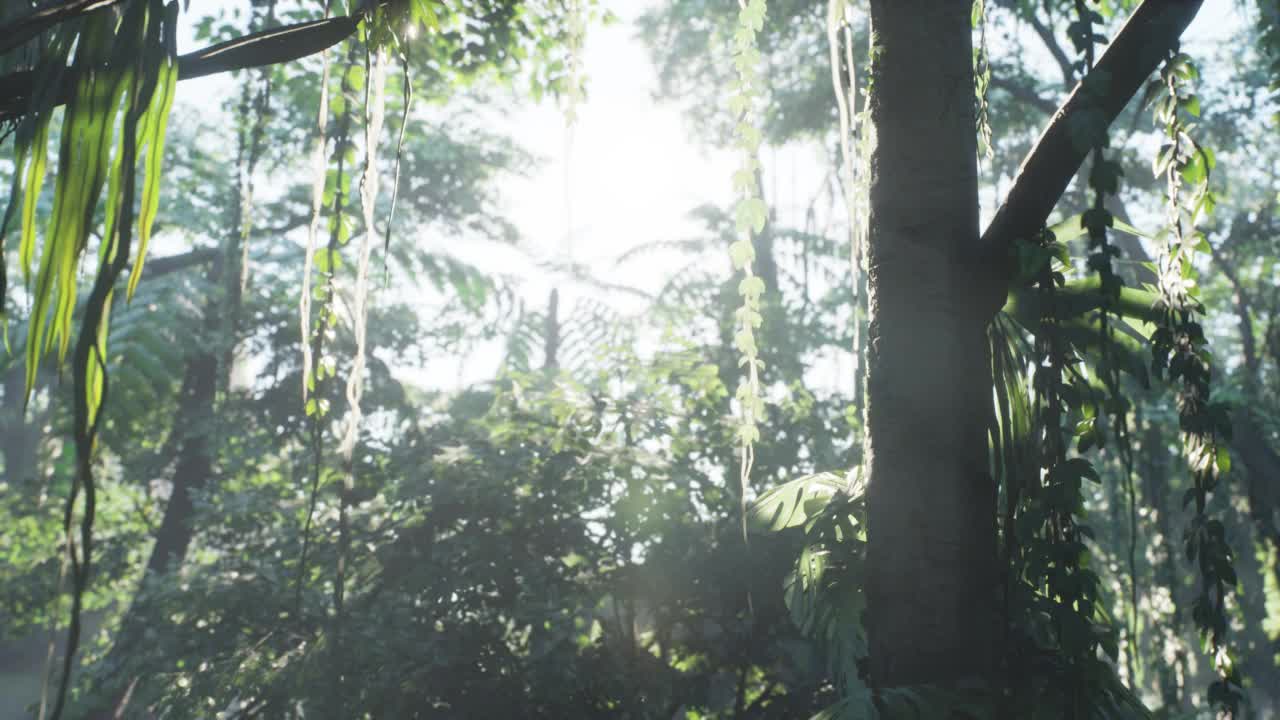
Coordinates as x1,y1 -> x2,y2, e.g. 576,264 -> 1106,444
176,15 -> 359,82
0,14 -> 359,122
977,0 -> 1203,317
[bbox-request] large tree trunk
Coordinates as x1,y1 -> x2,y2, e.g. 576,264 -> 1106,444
863,0 -> 998,689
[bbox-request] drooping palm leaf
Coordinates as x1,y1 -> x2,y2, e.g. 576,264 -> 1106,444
4,4 -> 182,717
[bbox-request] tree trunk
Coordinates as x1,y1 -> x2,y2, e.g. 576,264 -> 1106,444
863,0 -> 998,689
1140,418 -> 1188,710
144,347 -> 218,576
1,365 -> 38,490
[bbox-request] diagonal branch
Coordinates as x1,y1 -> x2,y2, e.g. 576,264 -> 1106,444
976,0 -> 1203,316
0,14 -> 359,122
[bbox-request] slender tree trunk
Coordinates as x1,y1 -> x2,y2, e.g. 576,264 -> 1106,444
1,365 -> 38,489
863,0 -> 998,689
144,347 -> 218,576
1140,419 -> 1188,710
88,328 -> 219,718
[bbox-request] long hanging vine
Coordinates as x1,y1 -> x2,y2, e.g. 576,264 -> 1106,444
233,0 -> 278,306
728,0 -> 768,548
972,0 -> 993,161
335,20 -> 388,676
561,0 -> 586,260
1021,231 -> 1114,712
296,6 -> 431,631
1068,0 -> 1143,687
826,0 -> 870,417
300,5 -> 334,412
297,40 -> 355,617
999,3 -> 1127,709
1150,46 -> 1244,714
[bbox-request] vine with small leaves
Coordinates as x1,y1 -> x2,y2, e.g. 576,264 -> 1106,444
972,0 -> 993,160
994,10 -> 1130,709
728,0 -> 769,549
1068,0 -> 1142,686
561,0 -> 587,260
1150,46 -> 1243,715
233,0 -> 276,302
1007,226 -> 1117,715
296,38 -> 355,620
563,0 -> 586,126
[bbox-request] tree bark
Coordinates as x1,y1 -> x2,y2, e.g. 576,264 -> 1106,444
144,347 -> 217,576
89,255 -> 224,717
1139,419 -> 1188,710
863,0 -> 998,689
1,365 -> 39,490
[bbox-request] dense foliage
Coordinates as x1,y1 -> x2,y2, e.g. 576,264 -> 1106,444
1,0 -> 1280,718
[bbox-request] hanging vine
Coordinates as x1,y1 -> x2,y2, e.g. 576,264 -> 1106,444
997,5 -> 1131,708
300,7 -> 333,410
826,0 -> 870,416
728,0 -> 769,548
973,0 -> 993,161
335,16 -> 389,686
1150,46 -> 1244,715
296,38 -> 354,618
1068,0 -> 1143,686
563,0 -> 586,127
1012,225 -> 1116,713
232,0 -> 277,304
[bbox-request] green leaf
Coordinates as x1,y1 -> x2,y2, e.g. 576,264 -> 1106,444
729,238 -> 755,269
741,197 -> 767,233
749,472 -> 847,533
738,275 -> 765,301
127,52 -> 179,300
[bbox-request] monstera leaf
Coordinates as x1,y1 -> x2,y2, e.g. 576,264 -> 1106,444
749,470 -> 850,533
